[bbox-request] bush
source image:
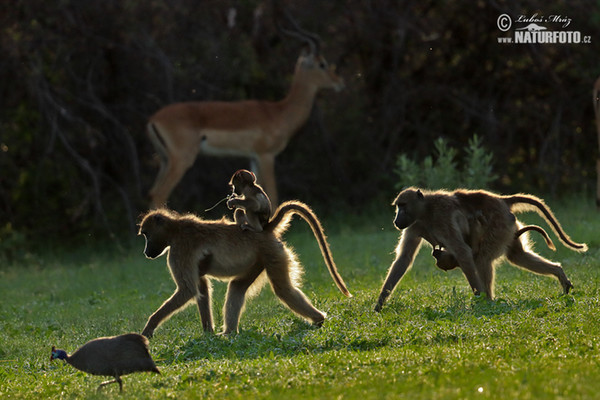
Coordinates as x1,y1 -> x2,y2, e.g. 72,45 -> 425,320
394,135 -> 498,190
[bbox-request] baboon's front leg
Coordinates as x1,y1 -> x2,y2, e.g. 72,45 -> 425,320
196,276 -> 214,332
448,240 -> 486,296
142,289 -> 194,338
375,233 -> 422,312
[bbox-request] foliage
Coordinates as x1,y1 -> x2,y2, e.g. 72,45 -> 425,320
0,223 -> 27,264
395,135 -> 498,190
0,1 -> 599,239
0,199 -> 598,399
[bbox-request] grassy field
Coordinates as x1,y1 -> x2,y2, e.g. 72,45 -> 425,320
1,196 -> 599,399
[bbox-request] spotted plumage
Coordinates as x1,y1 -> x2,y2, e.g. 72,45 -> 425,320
50,333 -> 159,391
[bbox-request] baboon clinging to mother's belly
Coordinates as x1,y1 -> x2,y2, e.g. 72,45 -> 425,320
375,188 -> 587,311
432,224 -> 557,271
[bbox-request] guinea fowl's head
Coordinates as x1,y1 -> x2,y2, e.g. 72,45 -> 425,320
50,346 -> 68,361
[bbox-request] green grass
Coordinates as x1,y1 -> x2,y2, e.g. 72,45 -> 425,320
1,197 -> 599,399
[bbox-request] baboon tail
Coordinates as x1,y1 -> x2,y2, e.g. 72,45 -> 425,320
504,195 -> 588,252
515,225 -> 556,251
264,201 -> 352,298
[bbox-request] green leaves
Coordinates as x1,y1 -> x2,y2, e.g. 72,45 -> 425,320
395,135 -> 497,190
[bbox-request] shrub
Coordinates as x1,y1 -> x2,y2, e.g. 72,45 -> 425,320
394,135 -> 498,190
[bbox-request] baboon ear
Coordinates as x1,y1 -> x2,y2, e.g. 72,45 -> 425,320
416,189 -> 424,199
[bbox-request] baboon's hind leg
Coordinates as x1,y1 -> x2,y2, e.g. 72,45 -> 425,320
266,258 -> 326,326
506,239 -> 573,293
222,268 -> 265,334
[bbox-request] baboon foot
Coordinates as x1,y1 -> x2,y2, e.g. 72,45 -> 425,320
374,296 -> 388,312
471,292 -> 492,306
312,315 -> 326,328
472,290 -> 491,300
561,279 -> 574,294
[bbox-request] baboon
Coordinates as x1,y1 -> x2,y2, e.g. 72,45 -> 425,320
227,169 -> 271,232
374,187 -> 587,311
138,201 -> 351,337
433,224 -> 556,271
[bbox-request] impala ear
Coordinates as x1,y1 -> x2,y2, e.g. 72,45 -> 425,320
299,49 -> 316,66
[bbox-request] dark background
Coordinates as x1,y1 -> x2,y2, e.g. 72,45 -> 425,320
1,0 -> 598,240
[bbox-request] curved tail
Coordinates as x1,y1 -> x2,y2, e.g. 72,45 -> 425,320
516,225 -> 556,251
265,201 -> 352,297
504,194 -> 587,252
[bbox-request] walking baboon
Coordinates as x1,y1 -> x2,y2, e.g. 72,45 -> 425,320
138,200 -> 351,337
374,188 -> 587,311
433,224 -> 556,271
227,169 -> 271,232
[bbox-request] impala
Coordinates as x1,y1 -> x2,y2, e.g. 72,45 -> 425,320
594,76 -> 600,207
147,25 -> 344,208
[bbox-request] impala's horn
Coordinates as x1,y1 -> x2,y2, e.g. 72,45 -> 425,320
275,6 -> 321,56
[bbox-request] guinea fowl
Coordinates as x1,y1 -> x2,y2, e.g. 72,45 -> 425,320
50,333 -> 160,391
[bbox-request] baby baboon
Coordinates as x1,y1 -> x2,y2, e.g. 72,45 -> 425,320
375,187 -> 587,311
433,224 -> 556,271
138,200 -> 351,337
431,210 -> 484,271
227,169 -> 272,232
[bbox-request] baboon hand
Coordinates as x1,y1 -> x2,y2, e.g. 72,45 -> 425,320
226,198 -> 236,209
374,299 -> 384,313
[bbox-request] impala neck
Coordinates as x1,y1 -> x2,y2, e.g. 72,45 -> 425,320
276,74 -> 320,140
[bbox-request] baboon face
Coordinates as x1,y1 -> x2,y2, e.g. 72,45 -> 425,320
229,170 -> 256,194
139,214 -> 170,259
392,189 -> 425,230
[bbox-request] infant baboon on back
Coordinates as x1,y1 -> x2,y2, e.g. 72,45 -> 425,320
227,169 -> 271,232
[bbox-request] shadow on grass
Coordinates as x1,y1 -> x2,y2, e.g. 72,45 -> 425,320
420,292 -> 576,322
152,292 -> 577,364
159,325 -> 337,363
